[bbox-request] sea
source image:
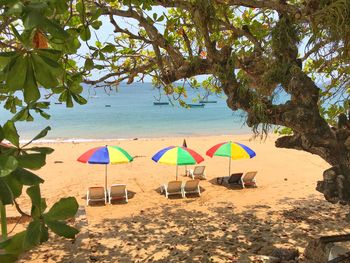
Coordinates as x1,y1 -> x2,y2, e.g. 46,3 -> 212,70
0,83 -> 256,142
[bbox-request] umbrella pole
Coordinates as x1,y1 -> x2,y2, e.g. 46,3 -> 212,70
105,164 -> 107,192
176,165 -> 178,181
228,157 -> 231,177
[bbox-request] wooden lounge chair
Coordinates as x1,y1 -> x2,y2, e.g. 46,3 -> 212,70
86,186 -> 107,206
108,184 -> 128,204
161,181 -> 184,198
183,179 -> 201,197
242,171 -> 258,187
188,166 -> 206,180
216,173 -> 244,187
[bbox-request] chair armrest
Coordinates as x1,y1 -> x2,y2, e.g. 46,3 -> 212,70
216,177 -> 224,185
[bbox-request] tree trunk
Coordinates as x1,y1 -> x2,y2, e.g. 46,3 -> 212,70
219,58 -> 350,205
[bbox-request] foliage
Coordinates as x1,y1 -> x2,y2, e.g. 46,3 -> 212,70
0,123 -> 78,262
2,0 -> 350,258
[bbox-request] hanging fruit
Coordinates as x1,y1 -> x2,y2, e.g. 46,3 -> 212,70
32,30 -> 48,49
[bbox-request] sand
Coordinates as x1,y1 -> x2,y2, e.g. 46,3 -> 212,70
4,134 -> 350,262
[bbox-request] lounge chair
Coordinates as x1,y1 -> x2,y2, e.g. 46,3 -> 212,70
216,173 -> 244,187
86,186 -> 107,206
161,181 -> 184,198
183,179 -> 201,197
242,171 -> 258,187
188,166 -> 206,180
108,184 -> 128,204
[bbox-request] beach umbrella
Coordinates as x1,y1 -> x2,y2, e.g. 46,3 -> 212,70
206,141 -> 256,176
152,146 -> 204,180
77,145 -> 133,190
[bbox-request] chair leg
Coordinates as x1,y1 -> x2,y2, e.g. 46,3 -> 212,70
125,189 -> 128,203
198,186 -> 201,196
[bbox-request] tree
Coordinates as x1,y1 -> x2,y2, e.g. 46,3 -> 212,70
1,1 -> 350,259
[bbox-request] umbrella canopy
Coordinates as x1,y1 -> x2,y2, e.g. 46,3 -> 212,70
77,145 -> 133,190
206,141 -> 256,176
152,146 -> 204,180
78,146 -> 133,164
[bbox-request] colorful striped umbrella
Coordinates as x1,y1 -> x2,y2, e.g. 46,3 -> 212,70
152,146 -> 204,180
77,145 -> 133,190
206,141 -> 256,176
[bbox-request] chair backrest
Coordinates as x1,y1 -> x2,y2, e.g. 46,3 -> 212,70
228,173 -> 243,184
243,171 -> 257,182
88,187 -> 105,198
193,166 -> 205,175
184,179 -> 200,191
110,184 -> 126,196
167,181 -> 183,193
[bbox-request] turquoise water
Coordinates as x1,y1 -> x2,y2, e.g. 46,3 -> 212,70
0,83 -> 251,141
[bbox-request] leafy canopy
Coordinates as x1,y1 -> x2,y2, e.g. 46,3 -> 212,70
1,0 -> 350,259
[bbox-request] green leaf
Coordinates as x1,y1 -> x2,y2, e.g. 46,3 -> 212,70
40,223 -> 49,243
43,18 -> 69,39
0,51 -> 16,70
84,58 -> 94,70
3,121 -> 19,147
11,168 -> 44,186
5,2 -> 23,15
0,177 -> 14,205
2,174 -> 23,199
24,220 -> 41,250
0,156 -> 18,177
72,94 -> 87,105
32,54 -> 59,88
31,126 -> 51,142
0,253 -> 19,263
69,84 -> 83,94
23,56 -> 40,103
91,20 -> 102,30
6,55 -> 28,91
80,26 -> 91,41
101,44 -> 116,53
27,147 -> 54,155
46,220 -> 79,239
0,231 -> 26,254
45,197 -> 78,221
18,153 -> 46,170
66,92 -> 73,108
37,54 -> 63,76
36,49 -> 62,61
26,185 -> 41,207
27,185 -> 41,217
40,198 -> 47,213
23,11 -> 43,29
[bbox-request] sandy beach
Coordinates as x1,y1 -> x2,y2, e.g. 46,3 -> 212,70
5,134 -> 350,262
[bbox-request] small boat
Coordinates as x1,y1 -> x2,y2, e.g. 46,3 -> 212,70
153,102 -> 169,105
199,100 -> 217,103
188,103 -> 205,108
105,105 -> 111,107
54,102 -> 62,105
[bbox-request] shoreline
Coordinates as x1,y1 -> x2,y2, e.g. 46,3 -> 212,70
17,131 -> 269,144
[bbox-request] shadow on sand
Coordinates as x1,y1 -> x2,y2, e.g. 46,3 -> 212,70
19,196 -> 350,262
